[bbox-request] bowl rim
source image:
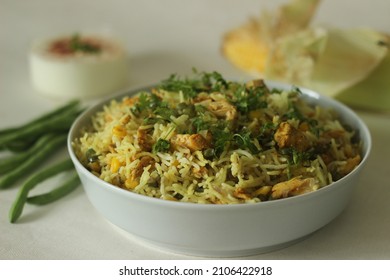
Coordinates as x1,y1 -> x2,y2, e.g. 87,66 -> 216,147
67,80 -> 372,210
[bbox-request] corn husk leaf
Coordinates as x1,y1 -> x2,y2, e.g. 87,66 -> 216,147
336,45 -> 390,111
222,19 -> 268,74
222,0 -> 321,74
307,28 -> 388,97
264,27 -> 328,86
266,0 -> 321,38
222,0 -> 390,111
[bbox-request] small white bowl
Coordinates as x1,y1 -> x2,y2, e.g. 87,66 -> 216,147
30,33 -> 130,100
68,82 -> 371,257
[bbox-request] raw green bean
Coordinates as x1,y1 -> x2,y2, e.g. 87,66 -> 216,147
27,99 -> 80,125
3,139 -> 36,153
0,134 -> 57,174
0,133 -> 67,189
0,100 -> 80,137
0,128 -> 19,151
9,158 -> 75,223
0,127 -> 19,136
0,100 -> 82,149
26,172 -> 80,205
0,109 -> 81,147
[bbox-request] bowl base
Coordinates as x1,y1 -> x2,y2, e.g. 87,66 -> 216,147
143,236 -> 309,258
110,221 -> 310,258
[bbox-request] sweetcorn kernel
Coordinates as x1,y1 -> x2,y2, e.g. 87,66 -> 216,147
125,178 -> 138,189
110,157 -> 121,173
112,125 -> 127,138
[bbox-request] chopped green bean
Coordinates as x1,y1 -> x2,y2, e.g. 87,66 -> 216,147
9,158 -> 75,223
26,172 -> 80,205
0,133 -> 68,189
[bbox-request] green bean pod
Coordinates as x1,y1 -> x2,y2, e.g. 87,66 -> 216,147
0,100 -> 82,148
0,134 -> 57,174
0,110 -> 79,147
0,100 -> 79,136
0,128 -> 19,151
0,133 -> 68,189
9,158 -> 75,223
26,172 -> 80,205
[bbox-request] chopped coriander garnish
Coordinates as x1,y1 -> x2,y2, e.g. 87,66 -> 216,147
152,138 -> 171,153
128,70 -> 333,161
231,84 -> 268,114
233,131 -> 261,154
70,34 -> 100,54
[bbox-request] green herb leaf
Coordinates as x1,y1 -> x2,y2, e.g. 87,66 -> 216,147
231,84 -> 268,114
233,131 -> 261,154
159,70 -> 229,99
280,147 -> 315,166
70,34 -> 100,54
159,74 -> 199,99
210,125 -> 232,157
131,92 -> 162,116
152,138 -> 171,153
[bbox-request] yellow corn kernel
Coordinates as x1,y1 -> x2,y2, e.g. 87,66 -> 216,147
112,125 -> 127,138
125,178 -> 138,190
110,157 -> 121,173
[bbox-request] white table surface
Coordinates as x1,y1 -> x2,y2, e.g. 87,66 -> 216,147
1,0 -> 389,260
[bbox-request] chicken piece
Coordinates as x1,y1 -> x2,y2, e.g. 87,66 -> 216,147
171,133 -> 209,152
131,156 -> 155,179
274,121 -> 311,152
338,154 -> 361,177
196,99 -> 237,121
234,185 -> 272,201
234,187 -> 252,201
137,128 -> 153,152
209,100 -> 237,121
253,186 -> 272,197
271,177 -> 319,199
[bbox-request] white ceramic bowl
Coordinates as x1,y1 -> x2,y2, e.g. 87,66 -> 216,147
67,82 -> 371,257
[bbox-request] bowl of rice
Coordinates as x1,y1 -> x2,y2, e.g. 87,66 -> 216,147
68,71 -> 371,257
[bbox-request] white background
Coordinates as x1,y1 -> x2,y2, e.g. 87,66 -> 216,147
0,0 -> 390,260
